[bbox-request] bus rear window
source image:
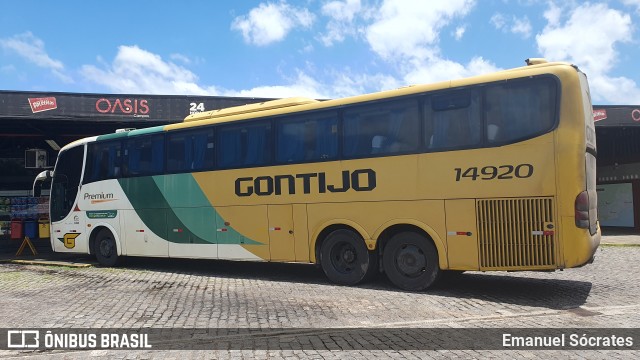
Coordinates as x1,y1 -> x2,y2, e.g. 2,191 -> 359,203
484,78 -> 557,144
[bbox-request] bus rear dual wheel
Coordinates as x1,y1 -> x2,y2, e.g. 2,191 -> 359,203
382,232 -> 440,291
320,229 -> 377,286
319,229 -> 441,291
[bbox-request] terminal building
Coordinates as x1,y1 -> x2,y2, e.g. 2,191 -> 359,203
591,105 -> 640,231
0,90 -> 270,193
0,90 -> 638,238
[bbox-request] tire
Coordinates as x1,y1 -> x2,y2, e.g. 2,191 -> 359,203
94,229 -> 119,267
382,231 -> 440,291
320,229 -> 377,286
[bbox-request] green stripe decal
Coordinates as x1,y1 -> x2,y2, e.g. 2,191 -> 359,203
96,126 -> 166,141
118,175 -> 261,245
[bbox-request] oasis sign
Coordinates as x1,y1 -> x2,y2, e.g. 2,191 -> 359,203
95,98 -> 150,118
235,169 -> 376,197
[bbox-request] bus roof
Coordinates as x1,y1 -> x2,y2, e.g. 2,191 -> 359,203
168,59 -> 576,131
60,58 -> 577,145
184,97 -> 320,123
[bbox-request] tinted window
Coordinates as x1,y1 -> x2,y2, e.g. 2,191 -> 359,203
343,99 -> 420,158
484,78 -> 557,144
51,145 -> 84,222
217,122 -> 271,168
84,140 -> 121,183
123,134 -> 164,176
276,112 -> 338,163
166,128 -> 214,173
426,89 -> 481,150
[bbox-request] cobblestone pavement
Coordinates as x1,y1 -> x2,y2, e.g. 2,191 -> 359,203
0,246 -> 638,359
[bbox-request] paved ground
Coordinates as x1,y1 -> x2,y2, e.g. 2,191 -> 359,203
0,232 -> 638,359
599,228 -> 640,245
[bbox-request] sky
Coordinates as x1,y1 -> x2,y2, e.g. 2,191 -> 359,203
1,0 -> 640,105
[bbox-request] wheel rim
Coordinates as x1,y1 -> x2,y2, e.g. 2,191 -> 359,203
330,241 -> 358,274
394,243 -> 427,278
99,238 -> 113,258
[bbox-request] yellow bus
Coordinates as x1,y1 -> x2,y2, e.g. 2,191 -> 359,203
36,58 -> 599,290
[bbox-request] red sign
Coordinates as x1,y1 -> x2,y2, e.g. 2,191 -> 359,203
28,97 -> 57,113
593,109 -> 607,122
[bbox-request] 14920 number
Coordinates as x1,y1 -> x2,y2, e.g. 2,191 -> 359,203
454,164 -> 533,181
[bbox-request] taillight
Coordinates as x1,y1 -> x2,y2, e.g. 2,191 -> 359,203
575,191 -> 589,228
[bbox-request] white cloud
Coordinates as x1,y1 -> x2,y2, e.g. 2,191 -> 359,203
454,26 -> 466,41
80,45 -> 216,95
0,32 -> 73,83
222,70 -> 327,98
362,0 -> 499,86
169,53 -> 192,64
231,1 -> 315,46
319,0 -> 363,46
621,0 -> 640,12
403,56 -> 500,85
536,2 -> 638,103
490,13 -> 507,30
490,13 -> 531,38
537,3 -> 632,74
79,45 -> 334,99
365,0 -> 476,62
511,16 -> 532,39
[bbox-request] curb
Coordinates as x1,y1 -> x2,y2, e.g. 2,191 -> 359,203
0,258 -> 94,268
600,243 -> 640,247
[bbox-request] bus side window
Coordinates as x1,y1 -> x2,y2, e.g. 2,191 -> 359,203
124,135 -> 164,177
217,123 -> 271,169
485,87 -> 505,143
430,90 -> 481,150
343,99 -> 419,158
167,128 -> 214,173
276,113 -> 338,163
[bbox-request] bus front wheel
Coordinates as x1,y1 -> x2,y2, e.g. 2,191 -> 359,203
320,229 -> 377,286
383,232 -> 440,291
94,229 -> 119,267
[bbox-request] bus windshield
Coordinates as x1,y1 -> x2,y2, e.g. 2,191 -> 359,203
50,146 -> 83,222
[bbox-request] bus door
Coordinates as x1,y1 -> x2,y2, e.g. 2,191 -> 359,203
50,145 -> 88,253
268,204 -> 309,262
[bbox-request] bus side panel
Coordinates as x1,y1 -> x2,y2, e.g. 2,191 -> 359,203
554,70 -> 601,268
51,210 -> 87,253
444,199 -> 479,270
559,217 -> 600,268
267,204 -> 296,261
167,207 -> 218,259
417,134 -> 556,200
217,205 -> 270,261
293,204 -> 310,262
122,209 -> 168,257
